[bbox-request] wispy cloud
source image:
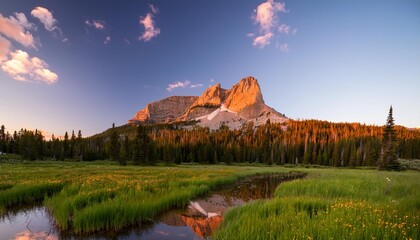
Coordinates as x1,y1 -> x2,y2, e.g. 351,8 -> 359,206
190,83 -> 203,88
85,19 -> 106,30
0,13 -> 36,48
31,7 -> 58,32
276,42 -> 290,52
253,32 -> 273,48
138,4 -> 160,42
149,4 -> 159,14
250,0 -> 293,49
167,80 -> 190,92
104,36 -> 111,45
1,50 -> 58,84
278,24 -> 290,34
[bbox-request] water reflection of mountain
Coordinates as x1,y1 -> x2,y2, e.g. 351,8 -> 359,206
158,174 -> 304,238
181,215 -> 222,239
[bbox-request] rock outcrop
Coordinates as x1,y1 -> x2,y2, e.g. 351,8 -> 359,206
128,96 -> 198,124
129,76 -> 288,128
223,76 -> 263,115
178,83 -> 229,121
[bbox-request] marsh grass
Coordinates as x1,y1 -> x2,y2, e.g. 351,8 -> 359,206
215,169 -> 420,240
0,161 -> 291,233
0,182 -> 65,214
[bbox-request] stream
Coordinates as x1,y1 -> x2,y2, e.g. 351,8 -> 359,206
0,173 -> 303,240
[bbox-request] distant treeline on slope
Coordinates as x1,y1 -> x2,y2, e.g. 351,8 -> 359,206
1,120 -> 420,167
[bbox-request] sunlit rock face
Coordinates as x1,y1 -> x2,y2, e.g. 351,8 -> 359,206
178,83 -> 229,121
129,76 -> 288,128
129,96 -> 198,124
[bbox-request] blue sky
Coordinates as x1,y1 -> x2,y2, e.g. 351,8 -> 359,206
1,0 -> 419,138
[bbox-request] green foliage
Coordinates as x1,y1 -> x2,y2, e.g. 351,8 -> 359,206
0,182 -> 65,214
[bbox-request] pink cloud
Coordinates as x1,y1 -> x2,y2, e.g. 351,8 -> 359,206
149,4 -> 159,14
85,19 -> 106,30
31,6 -> 58,32
167,80 -> 190,92
253,32 -> 273,48
0,13 -> 36,48
0,35 -> 11,62
138,5 -> 160,42
250,0 -> 294,50
253,0 -> 286,33
1,50 -> 58,84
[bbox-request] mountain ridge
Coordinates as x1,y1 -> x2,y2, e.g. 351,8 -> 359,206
129,76 -> 288,129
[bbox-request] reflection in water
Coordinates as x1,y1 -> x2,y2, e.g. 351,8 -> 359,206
154,173 -> 304,239
0,206 -> 58,240
0,173 -> 303,240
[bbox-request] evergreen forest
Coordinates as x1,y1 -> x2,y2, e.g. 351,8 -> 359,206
1,120 -> 419,167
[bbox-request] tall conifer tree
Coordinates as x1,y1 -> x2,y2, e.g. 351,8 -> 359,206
378,106 -> 401,171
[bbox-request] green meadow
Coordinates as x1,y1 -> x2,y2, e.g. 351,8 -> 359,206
215,168 -> 420,240
0,161 -> 290,233
1,161 -> 419,239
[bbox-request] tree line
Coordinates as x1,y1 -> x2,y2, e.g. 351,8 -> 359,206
1,117 -> 419,167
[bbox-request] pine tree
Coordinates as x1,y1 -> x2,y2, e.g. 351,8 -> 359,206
0,125 -> 6,153
378,106 -> 402,171
109,123 -> 120,162
62,132 -> 69,160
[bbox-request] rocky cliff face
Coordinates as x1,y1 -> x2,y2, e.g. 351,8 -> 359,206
129,76 -> 288,128
178,83 -> 229,121
128,96 -> 198,124
223,76 -> 264,115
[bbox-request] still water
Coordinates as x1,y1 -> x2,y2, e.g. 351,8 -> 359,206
0,173 -> 303,240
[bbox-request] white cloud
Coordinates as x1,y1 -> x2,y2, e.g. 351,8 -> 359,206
1,50 -> 58,84
190,83 -> 203,88
251,0 -> 292,49
138,5 -> 160,42
167,80 -> 190,92
278,24 -> 290,34
253,0 -> 286,34
0,13 -> 36,48
104,36 -> 111,45
31,6 -> 58,32
85,19 -> 105,30
253,32 -> 273,48
0,35 -> 11,62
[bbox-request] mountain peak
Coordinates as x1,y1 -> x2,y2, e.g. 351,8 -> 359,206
223,76 -> 264,115
178,83 -> 228,121
129,76 -> 288,128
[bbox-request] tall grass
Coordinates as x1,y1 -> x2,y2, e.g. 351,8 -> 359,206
0,161 -> 292,233
215,169 -> 420,239
0,182 -> 65,214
